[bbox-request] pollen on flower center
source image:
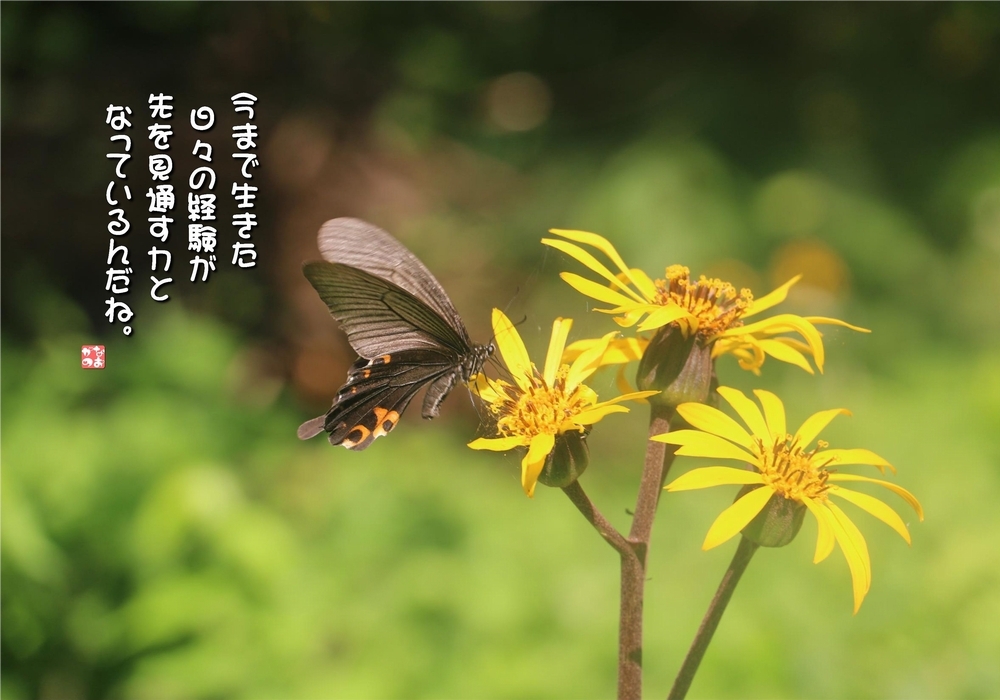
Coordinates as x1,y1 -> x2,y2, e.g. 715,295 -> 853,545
491,371 -> 591,439
757,437 -> 831,502
653,265 -> 753,338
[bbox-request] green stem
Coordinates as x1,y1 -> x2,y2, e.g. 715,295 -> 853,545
667,536 -> 759,700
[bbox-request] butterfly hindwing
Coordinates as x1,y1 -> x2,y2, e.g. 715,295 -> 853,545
310,350 -> 457,450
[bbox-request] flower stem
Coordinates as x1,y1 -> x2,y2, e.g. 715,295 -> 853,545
667,536 -> 759,700
561,480 -> 631,557
618,405 -> 677,700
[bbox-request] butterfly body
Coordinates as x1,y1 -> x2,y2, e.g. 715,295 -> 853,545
299,219 -> 492,450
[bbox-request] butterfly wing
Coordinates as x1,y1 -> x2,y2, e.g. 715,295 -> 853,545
315,218 -> 471,345
297,350 -> 458,450
303,261 -> 471,359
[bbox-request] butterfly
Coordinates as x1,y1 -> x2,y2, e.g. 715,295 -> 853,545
298,217 -> 493,450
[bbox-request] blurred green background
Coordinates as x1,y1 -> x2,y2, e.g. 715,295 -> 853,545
3,3 -> 1000,698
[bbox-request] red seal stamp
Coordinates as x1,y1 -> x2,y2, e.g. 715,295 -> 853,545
81,345 -> 106,369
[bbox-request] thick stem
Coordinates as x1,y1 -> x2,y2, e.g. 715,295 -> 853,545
667,536 -> 759,700
618,405 -> 677,700
561,480 -> 631,558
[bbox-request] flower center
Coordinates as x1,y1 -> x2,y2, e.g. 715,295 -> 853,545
652,265 -> 753,338
490,368 -> 592,438
756,437 -> 831,502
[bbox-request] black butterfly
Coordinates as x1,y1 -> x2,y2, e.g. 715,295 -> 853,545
298,218 -> 493,450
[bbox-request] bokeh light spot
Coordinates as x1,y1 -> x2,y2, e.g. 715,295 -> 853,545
485,72 -> 552,132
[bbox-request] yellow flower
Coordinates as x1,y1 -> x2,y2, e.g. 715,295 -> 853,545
542,229 -> 868,375
469,309 -> 655,497
654,387 -> 923,613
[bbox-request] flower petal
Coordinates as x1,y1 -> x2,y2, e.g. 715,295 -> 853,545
675,402 -> 755,449
814,448 -> 895,474
636,305 -> 693,332
547,229 -> 657,299
665,466 -> 764,491
753,389 -> 786,440
468,436 -> 528,451
802,496 -> 836,563
716,386 -> 770,441
559,272 -> 638,308
754,338 -> 815,374
522,432 -> 555,498
743,275 -> 800,318
616,365 -> 640,399
702,486 -> 774,550
571,404 -> 629,425
805,316 -> 871,333
829,486 -> 912,545
826,500 -> 872,613
470,373 -> 502,403
728,314 -> 826,372
826,474 -> 924,520
542,238 -> 646,303
566,331 -> 618,391
492,308 -> 533,391
651,429 -> 759,463
794,408 -> 851,448
544,317 -> 573,386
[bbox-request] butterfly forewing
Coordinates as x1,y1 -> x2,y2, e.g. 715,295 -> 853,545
303,262 -> 469,359
316,218 -> 470,344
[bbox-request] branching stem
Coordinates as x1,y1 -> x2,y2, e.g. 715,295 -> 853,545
667,536 -> 759,700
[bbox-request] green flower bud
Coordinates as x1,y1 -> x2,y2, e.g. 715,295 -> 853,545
538,429 -> 589,488
636,325 -> 714,408
737,485 -> 806,548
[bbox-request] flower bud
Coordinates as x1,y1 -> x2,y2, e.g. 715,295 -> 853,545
737,485 -> 806,548
538,429 -> 589,488
636,325 -> 714,408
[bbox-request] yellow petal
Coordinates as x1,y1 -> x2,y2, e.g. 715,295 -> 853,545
728,314 -> 826,372
716,386 -> 769,441
805,316 -> 871,333
826,500 -> 872,613
814,448 -> 895,475
566,331 -> 618,391
829,486 -> 912,545
571,404 -> 629,425
753,390 -> 786,440
559,272 -> 638,308
743,276 -> 800,318
544,317 -> 573,386
754,338 -> 815,374
636,305 -> 693,332
812,448 -> 896,474
702,487 -> 774,550
615,365 -> 641,400
604,337 -> 648,364
468,436 -> 529,451
547,229 -> 657,299
802,496 -> 836,563
599,390 -> 659,405
675,402 -> 755,449
826,474 -> 924,520
651,429 -> 759,463
492,308 -> 533,391
542,238 -> 645,303
629,268 -> 659,299
470,373 -> 501,403
665,466 -> 764,492
521,433 -> 555,498
794,408 -> 851,448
